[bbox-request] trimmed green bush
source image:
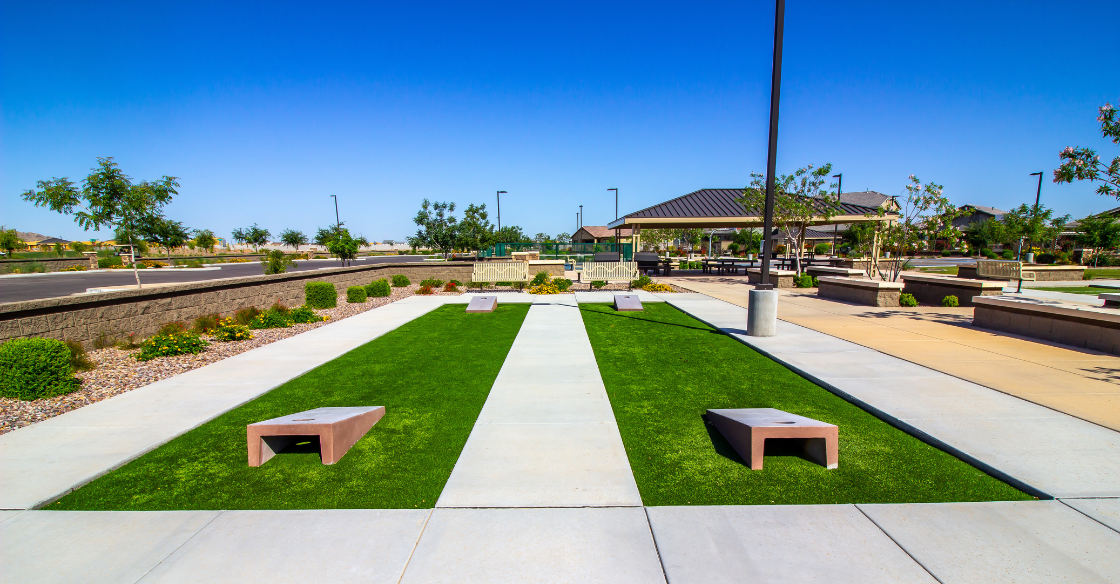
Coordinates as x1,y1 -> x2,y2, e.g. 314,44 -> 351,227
591,280 -> 607,289
813,243 -> 831,255
97,256 -> 123,269
554,278 -> 573,292
899,293 -> 918,307
0,338 -> 80,400
942,295 -> 960,307
1000,250 -> 1014,260
631,274 -> 652,289
366,279 -> 391,298
305,282 -> 338,308
794,274 -> 818,288
420,278 -> 444,288
289,305 -> 325,324
347,285 -> 368,303
391,274 -> 410,287
1036,252 -> 1056,265
531,272 -> 550,286
136,332 -> 209,361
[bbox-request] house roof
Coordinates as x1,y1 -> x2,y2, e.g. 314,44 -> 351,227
608,188 -> 893,229
960,205 -> 1007,218
839,191 -> 894,209
574,226 -> 633,239
35,237 -> 72,245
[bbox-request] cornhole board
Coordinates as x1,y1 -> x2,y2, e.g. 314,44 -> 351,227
466,295 -> 498,313
247,406 -> 385,467
614,294 -> 643,311
707,408 -> 837,470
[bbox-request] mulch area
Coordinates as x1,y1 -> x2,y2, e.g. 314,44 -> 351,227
0,284 -> 461,435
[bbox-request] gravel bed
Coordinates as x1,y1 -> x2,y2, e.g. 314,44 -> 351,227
0,284 -> 461,435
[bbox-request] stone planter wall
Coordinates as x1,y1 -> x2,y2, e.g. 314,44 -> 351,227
746,269 -> 796,288
900,274 -> 1005,307
973,297 -> 1120,355
817,277 -> 902,307
0,257 -> 94,273
0,262 -> 477,347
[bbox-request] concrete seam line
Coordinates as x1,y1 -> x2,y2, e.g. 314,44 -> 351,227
642,507 -> 671,584
130,510 -> 224,584
854,504 -> 946,584
395,509 -> 435,584
1057,498 -> 1120,536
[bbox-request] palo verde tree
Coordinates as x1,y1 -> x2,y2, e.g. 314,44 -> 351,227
279,228 -> 308,250
740,163 -> 838,273
326,227 -> 360,266
1055,98 -> 1119,199
411,199 -> 459,257
20,157 -> 179,288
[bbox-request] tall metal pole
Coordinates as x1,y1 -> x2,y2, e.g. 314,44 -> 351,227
608,188 -> 619,255
832,173 -> 842,255
1018,171 -> 1044,293
496,191 -> 506,232
758,0 -> 785,289
331,195 -> 340,230
579,205 -> 583,229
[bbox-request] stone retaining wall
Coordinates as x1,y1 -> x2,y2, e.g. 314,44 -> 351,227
0,262 -> 475,347
973,297 -> 1120,355
0,257 -> 93,273
957,265 -> 1085,281
900,274 -> 1005,307
746,269 -> 796,288
817,277 -> 902,307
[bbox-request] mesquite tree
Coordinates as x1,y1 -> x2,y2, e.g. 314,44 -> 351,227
21,157 -> 178,288
740,163 -> 838,274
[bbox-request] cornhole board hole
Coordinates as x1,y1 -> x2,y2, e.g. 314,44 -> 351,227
247,406 -> 385,467
466,295 -> 498,313
706,408 -> 837,470
614,294 -> 643,311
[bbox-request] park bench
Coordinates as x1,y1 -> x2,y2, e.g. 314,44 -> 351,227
707,408 -> 838,470
469,261 -> 529,290
247,406 -> 384,467
581,261 -> 638,290
976,259 -> 1036,282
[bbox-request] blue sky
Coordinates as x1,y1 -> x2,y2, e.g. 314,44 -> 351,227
3,1 -> 1118,242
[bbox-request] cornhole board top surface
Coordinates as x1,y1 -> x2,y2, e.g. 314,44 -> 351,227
466,295 -> 498,313
614,294 -> 643,311
247,406 -> 384,467
707,407 -> 838,470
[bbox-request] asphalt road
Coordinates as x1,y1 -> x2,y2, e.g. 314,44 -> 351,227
0,256 -> 432,304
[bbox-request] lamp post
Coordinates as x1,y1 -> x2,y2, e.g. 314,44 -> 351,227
496,191 -> 506,232
608,188 -> 619,255
748,0 -> 785,338
1017,171 -> 1045,293
831,173 -> 842,255
579,205 -> 583,229
330,195 -> 340,231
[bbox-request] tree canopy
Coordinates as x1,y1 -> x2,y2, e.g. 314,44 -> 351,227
280,228 -> 308,250
232,224 -> 270,247
740,163 -> 837,272
1055,99 -> 1119,199
1075,214 -> 1120,267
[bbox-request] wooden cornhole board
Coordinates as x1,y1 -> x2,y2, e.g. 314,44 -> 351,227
247,406 -> 384,467
466,295 -> 498,313
707,408 -> 837,470
614,294 -> 643,311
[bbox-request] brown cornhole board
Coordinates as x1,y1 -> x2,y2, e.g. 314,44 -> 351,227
466,295 -> 498,313
707,408 -> 837,470
247,406 -> 384,467
614,294 -> 643,311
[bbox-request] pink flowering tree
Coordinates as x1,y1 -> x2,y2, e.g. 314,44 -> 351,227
1055,100 -> 1119,198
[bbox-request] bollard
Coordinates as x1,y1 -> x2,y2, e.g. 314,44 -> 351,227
747,289 -> 778,337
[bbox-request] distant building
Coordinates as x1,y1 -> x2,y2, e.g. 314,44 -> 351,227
838,191 -> 897,211
952,205 -> 1007,228
572,226 -> 633,244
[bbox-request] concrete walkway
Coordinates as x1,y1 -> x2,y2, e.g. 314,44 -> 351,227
657,292 -> 1120,499
0,295 -> 449,510
666,276 -> 1120,432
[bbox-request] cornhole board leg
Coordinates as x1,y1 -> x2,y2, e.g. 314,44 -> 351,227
247,406 -> 385,467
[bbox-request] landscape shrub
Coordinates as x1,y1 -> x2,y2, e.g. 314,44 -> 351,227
512,281 -> 526,290
61,265 -> 87,272
468,281 -> 490,289
528,282 -> 560,294
93,331 -> 114,350
1036,252 -> 1057,265
942,295 -> 960,307
346,285 -> 368,303
289,305 -> 326,324
941,250 -> 952,257
135,332 -> 209,361
554,278 -> 573,292
443,281 -> 459,292
813,243 -> 831,255
643,282 -> 673,292
794,274 -> 818,288
158,321 -> 189,336
305,281 -> 338,308
495,281 -> 513,287
0,338 -> 80,400
233,306 -> 261,325
531,272 -> 550,286
391,274 -> 411,287
631,274 -> 652,289
97,257 -> 123,269
365,279 -> 391,297
250,309 -> 294,329
141,260 -> 167,269
899,293 -> 918,307
64,340 -> 96,372
211,318 -> 253,342
591,280 -> 607,289
449,279 -> 462,286
192,313 -> 221,334
416,284 -> 435,295
420,278 -> 444,288
1000,250 -> 1014,260
115,332 -> 142,350
262,250 -> 296,275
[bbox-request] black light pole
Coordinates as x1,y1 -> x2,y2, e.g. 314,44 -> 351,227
608,188 -> 619,254
758,0 -> 785,290
831,173 -> 842,255
579,205 -> 583,229
330,195 -> 340,230
496,191 -> 506,232
1018,171 -> 1045,293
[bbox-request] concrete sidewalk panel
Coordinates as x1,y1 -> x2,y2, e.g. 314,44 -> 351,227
475,396 -> 616,424
860,501 -> 1120,584
137,509 -> 430,584
647,505 -> 935,584
399,507 -> 665,584
0,510 -> 217,584
1063,498 -> 1120,534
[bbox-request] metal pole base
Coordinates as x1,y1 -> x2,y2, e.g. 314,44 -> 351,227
747,289 -> 779,337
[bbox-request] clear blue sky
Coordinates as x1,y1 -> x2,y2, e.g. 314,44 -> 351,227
3,1 -> 1118,242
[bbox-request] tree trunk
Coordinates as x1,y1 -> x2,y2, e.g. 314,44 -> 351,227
129,234 -> 142,289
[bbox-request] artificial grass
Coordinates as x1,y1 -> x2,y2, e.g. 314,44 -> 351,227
580,303 -> 1033,506
49,304 -> 530,510
1031,286 -> 1108,295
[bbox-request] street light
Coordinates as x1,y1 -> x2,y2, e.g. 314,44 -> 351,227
330,195 -> 340,230
608,188 -> 619,254
1017,171 -> 1045,293
831,173 -> 842,255
579,205 -> 583,229
496,191 -> 507,231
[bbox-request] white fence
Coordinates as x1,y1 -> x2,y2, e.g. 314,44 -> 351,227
471,261 -> 529,283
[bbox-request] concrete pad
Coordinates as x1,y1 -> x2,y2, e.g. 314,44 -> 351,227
399,507 -> 666,584
0,296 -> 451,509
0,511 -> 218,584
647,505 -> 936,584
0,510 -> 21,524
137,510 -> 430,583
860,501 -> 1120,584
1063,498 -> 1120,533
474,396 -> 616,425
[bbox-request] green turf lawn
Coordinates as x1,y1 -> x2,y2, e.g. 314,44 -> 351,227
1085,268 -> 1120,279
580,303 -> 1032,506
49,303 -> 530,511
1031,286 -> 1108,295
